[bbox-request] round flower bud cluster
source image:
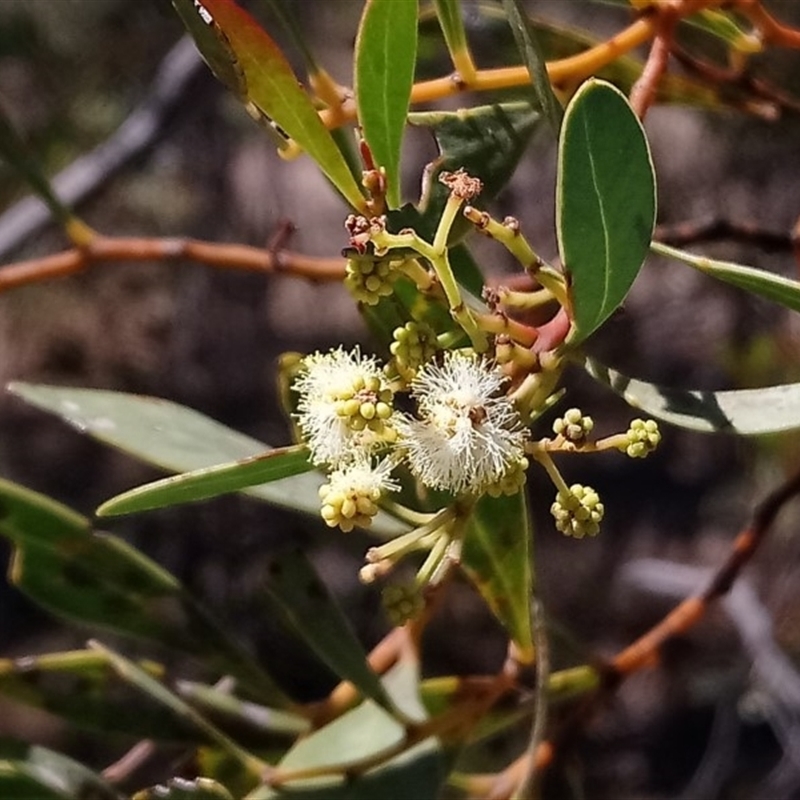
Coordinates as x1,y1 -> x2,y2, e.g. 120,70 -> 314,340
332,373 -> 394,436
318,458 -> 397,533
553,408 -> 594,444
344,256 -> 398,306
551,483 -> 604,538
390,321 -> 438,374
620,418 -> 661,459
486,455 -> 529,498
382,582 -> 425,626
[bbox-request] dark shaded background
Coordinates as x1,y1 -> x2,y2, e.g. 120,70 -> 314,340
1,1 -> 800,797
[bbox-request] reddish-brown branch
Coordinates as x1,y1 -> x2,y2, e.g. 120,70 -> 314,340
670,44 -> 800,118
655,217 -> 794,251
477,469 -> 800,797
0,234 -> 346,294
630,11 -> 677,119
611,468 -> 800,677
735,0 -> 800,48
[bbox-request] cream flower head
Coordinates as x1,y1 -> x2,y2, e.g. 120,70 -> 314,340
293,347 -> 396,468
398,351 -> 527,495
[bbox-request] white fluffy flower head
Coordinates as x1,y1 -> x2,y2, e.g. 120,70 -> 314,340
294,347 -> 395,467
399,350 -> 527,495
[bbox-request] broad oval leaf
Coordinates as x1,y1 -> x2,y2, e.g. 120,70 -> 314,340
246,661 -> 445,800
0,478 -> 290,706
0,740 -> 123,800
355,0 -> 418,208
181,0 -> 365,210
7,382 -> 407,538
461,491 -> 533,662
583,357 -> 800,435
652,241 -> 800,313
556,79 -> 656,343
97,445 -> 312,517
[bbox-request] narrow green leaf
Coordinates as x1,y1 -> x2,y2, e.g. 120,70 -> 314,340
260,0 -> 322,76
0,104 -> 84,232
461,491 -> 533,662
355,0 -> 418,208
177,680 -> 309,739
181,0 -> 365,210
246,661 -> 444,800
97,445 -> 312,517
7,382 -> 407,537
134,778 -> 234,800
0,649 -> 207,742
262,548 -> 397,716
0,740 -> 124,800
0,478 -> 290,706
432,0 -> 469,57
557,79 -> 656,344
89,641 -> 266,777
501,0 -> 563,135
171,0 -> 247,96
684,9 -> 763,53
582,356 -> 800,435
652,241 -> 800,314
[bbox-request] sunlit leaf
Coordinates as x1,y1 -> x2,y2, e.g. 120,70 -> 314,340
582,356 -> 800,435
178,0 -> 365,209
0,478 -> 289,706
652,241 -> 800,314
0,740 -> 123,800
355,0 -> 418,208
97,445 -> 312,517
261,548 -> 397,716
134,778 -> 234,800
7,382 -> 407,538
502,0 -> 563,134
245,661 -> 445,800
557,79 -> 656,344
0,649 -> 205,742
461,491 -> 533,662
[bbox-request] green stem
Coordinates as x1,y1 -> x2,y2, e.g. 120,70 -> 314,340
528,445 -> 570,495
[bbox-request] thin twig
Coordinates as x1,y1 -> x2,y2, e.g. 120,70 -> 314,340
611,468 -> 800,677
630,10 -> 677,119
101,739 -> 156,784
0,234 -> 345,294
655,217 -> 794,252
478,469 -> 800,797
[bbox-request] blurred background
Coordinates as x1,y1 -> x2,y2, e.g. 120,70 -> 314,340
0,1 -> 799,797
